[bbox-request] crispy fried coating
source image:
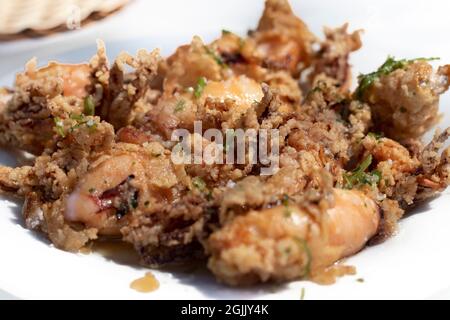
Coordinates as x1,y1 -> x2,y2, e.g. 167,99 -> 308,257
362,61 -> 450,140
207,187 -> 379,285
103,48 -> 161,129
310,24 -> 362,90
254,0 -> 316,73
0,0 -> 449,287
0,42 -> 109,155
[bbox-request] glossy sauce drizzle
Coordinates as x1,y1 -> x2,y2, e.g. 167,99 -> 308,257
311,264 -> 356,285
130,272 -> 160,293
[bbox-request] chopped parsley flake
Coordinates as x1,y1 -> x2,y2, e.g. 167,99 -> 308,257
367,132 -> 383,140
174,99 -> 186,113
300,288 -> 306,300
296,238 -> 312,278
222,29 -> 231,35
70,113 -> 84,121
355,56 -> 440,100
88,188 -> 96,194
53,117 -> 66,137
282,194 -> 292,217
281,194 -> 289,206
68,113 -> 97,132
86,119 -> 96,128
194,77 -> 207,99
192,177 -> 213,200
83,95 -> 95,116
192,177 -> 207,191
204,46 -> 227,68
370,170 -> 382,184
130,195 -> 138,209
343,155 -> 381,189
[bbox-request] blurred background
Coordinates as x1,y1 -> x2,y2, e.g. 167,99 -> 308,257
1,0 -> 450,82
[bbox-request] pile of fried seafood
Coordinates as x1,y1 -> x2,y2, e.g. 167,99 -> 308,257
0,0 -> 449,286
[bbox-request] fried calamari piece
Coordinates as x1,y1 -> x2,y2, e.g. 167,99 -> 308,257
103,48 -> 161,129
122,192 -> 210,267
0,42 -> 109,155
309,24 -> 362,90
364,130 -> 450,205
0,117 -> 114,250
207,187 -> 379,285
250,0 -> 316,74
163,36 -> 224,94
357,58 -> 450,140
353,130 -> 450,241
136,75 -> 264,140
0,116 -> 185,252
212,30 -> 304,104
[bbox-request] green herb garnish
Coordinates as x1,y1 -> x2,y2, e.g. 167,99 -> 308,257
88,188 -> 96,194
343,155 -> 381,188
83,95 -> 95,116
68,113 -> 97,132
296,238 -> 312,278
367,132 -> 383,140
192,176 -> 207,192
281,194 -> 289,207
192,177 -> 213,200
355,56 -> 440,99
174,99 -> 186,113
194,77 -> 207,99
53,117 -> 66,138
300,288 -> 306,300
85,118 -> 96,129
344,155 -> 372,188
204,46 -> 227,68
70,113 -> 84,121
281,194 -> 292,217
130,195 -> 138,209
222,29 -> 231,35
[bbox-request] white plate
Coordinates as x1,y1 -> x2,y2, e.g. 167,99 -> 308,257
1,0 -> 450,300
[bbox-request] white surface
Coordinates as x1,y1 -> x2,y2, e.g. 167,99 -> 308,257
1,0 -> 450,300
